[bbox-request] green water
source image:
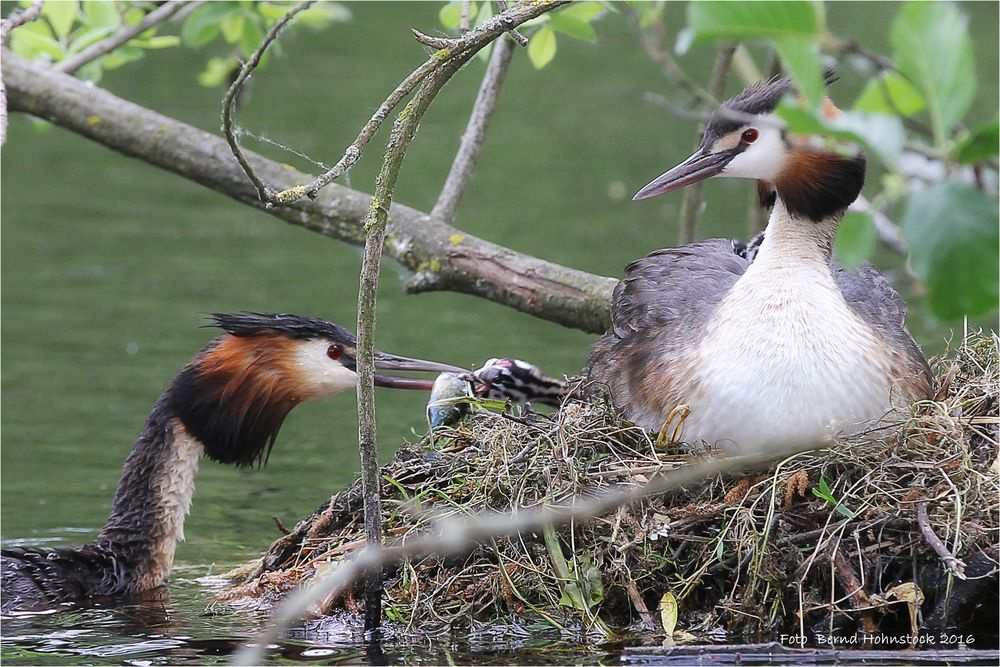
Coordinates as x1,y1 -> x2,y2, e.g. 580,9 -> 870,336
2,3 -> 997,664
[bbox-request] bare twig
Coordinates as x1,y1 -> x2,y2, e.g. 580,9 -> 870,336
221,0 -> 314,203
0,0 -> 43,147
496,1 -> 527,46
54,0 -> 191,75
231,445 -> 816,666
352,3 -> 567,632
848,195 -> 908,256
354,50 -> 476,631
287,1 -> 568,205
916,501 -> 967,579
679,43 -> 736,245
431,34 -> 515,223
460,0 -> 472,33
621,3 -> 717,107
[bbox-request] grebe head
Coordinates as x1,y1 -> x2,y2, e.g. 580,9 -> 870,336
165,313 -> 462,467
633,76 -> 865,221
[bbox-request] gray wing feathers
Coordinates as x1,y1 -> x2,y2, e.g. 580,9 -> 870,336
835,261 -> 932,398
609,239 -> 750,340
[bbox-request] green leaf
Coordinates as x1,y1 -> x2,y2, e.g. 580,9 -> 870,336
10,26 -> 64,61
100,44 -> 142,70
549,14 -> 596,41
83,1 -> 121,31
902,181 -> 999,319
132,35 -> 181,50
239,17 -> 264,58
197,56 -> 239,87
772,35 -> 823,108
854,72 -> 926,117
221,11 -> 246,43
43,0 -> 78,39
559,2 -> 605,24
954,119 -> 999,164
890,2 -> 975,144
778,102 -> 905,163
66,25 -> 115,55
835,212 -> 877,269
438,1 -> 468,30
527,25 -> 557,69
180,3 -> 230,47
688,1 -> 823,41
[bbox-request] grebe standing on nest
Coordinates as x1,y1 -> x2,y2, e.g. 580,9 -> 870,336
1,313 -> 462,612
588,77 -> 932,453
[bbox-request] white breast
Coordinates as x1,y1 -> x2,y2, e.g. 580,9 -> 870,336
679,249 -> 893,454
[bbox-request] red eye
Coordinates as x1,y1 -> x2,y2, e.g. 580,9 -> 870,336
326,344 -> 342,360
741,128 -> 759,143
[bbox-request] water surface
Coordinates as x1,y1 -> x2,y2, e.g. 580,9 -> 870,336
2,3 -> 997,663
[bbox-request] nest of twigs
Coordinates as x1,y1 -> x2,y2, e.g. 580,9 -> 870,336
218,331 -> 998,643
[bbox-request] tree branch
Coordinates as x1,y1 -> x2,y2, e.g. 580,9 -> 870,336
221,0 -> 314,203
54,1 -> 191,76
3,52 -> 614,333
431,34 -> 515,223
354,47 -> 476,631
678,43 -> 736,245
278,0 -> 568,205
0,0 -> 43,147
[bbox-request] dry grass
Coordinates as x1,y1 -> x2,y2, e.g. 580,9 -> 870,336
218,330 -> 998,641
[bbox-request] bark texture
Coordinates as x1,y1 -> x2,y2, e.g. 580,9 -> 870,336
3,52 -> 616,334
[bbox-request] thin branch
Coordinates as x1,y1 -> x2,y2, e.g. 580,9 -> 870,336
0,0 -> 43,147
460,0 -> 472,33
355,50 -> 476,631
620,3 -> 717,107
4,51 -> 616,333
54,0 -> 191,75
916,500 -> 967,580
678,43 -> 736,245
231,443 -> 820,666
286,0 -> 568,204
221,0 -> 315,204
496,1 -> 527,46
848,195 -> 908,256
431,34 -> 515,223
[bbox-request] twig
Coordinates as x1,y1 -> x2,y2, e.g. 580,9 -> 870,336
354,54 -> 475,629
848,195 -> 908,256
55,0 -> 192,75
620,3 -> 716,107
231,443 -> 819,666
431,34 -> 515,223
832,547 -> 877,635
625,580 -> 658,631
679,43 -> 736,245
459,0 -> 472,33
0,0 -> 43,147
916,500 -> 966,580
351,3 -> 569,631
287,1 -> 567,205
221,0 -> 314,204
495,1 -> 527,46
272,515 -> 290,535
4,52 -> 617,333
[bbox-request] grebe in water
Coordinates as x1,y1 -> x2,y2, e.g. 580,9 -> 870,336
1,313 -> 461,612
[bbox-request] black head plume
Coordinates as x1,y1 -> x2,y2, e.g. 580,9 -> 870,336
207,312 -> 356,344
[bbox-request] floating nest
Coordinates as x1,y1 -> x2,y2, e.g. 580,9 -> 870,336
218,331 -> 998,645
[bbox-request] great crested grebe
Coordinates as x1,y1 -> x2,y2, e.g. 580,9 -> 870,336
1,313 -> 462,612
588,77 -> 932,453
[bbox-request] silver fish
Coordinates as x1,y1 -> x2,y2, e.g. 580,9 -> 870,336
427,372 -> 474,428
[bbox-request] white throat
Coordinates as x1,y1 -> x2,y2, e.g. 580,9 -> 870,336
680,201 -> 893,453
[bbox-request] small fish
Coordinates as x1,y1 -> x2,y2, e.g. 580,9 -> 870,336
474,358 -> 567,408
427,372 -> 474,428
